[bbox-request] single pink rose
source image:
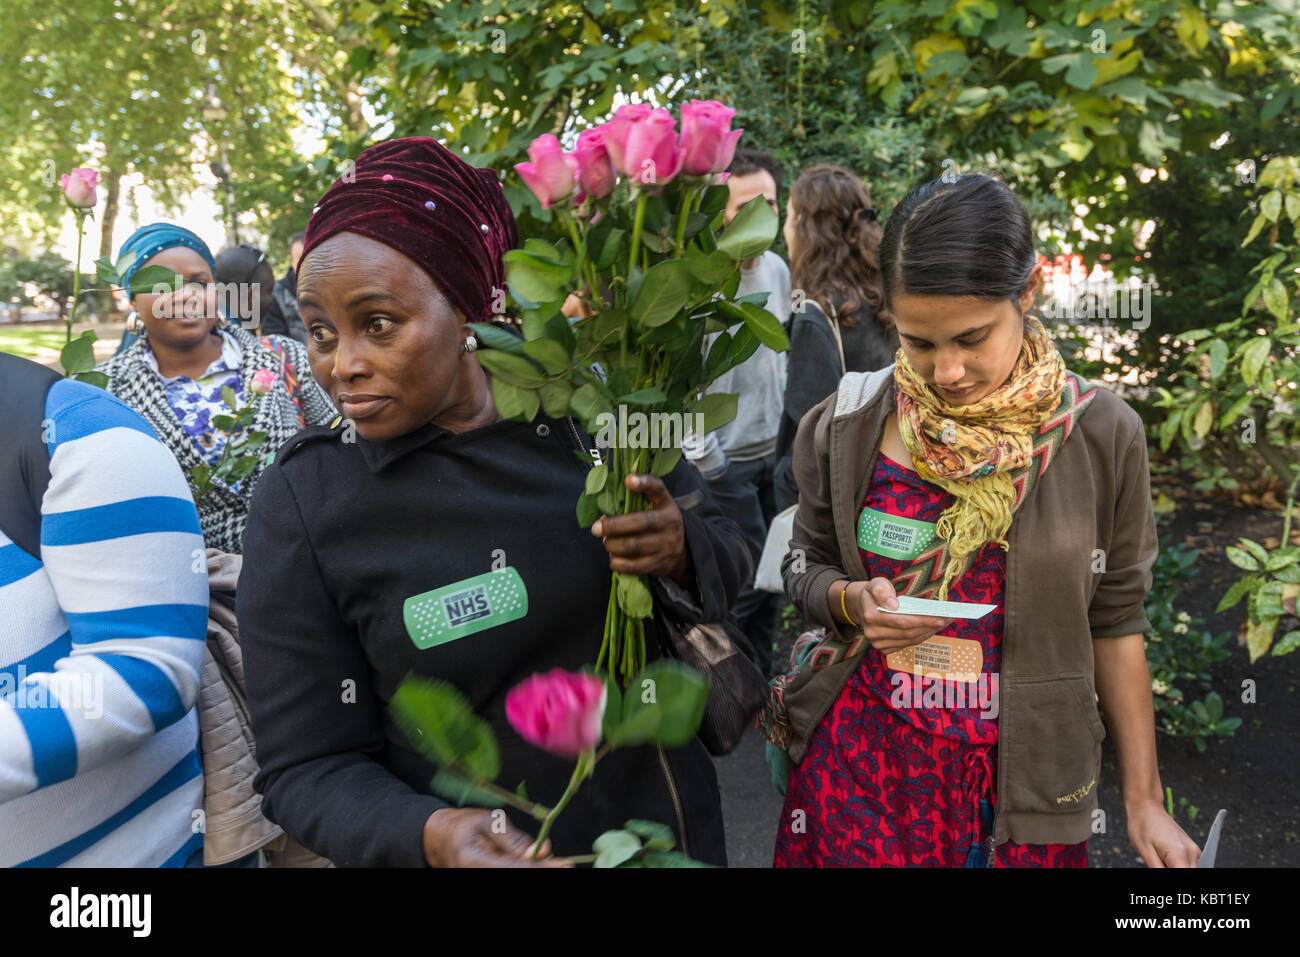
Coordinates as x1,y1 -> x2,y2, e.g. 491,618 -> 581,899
60,167 -> 99,208
571,127 -> 616,202
514,134 -> 577,209
505,669 -> 606,760
678,100 -> 744,176
599,104 -> 653,177
250,368 -> 277,394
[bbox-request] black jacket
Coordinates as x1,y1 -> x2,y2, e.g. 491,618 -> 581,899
266,269 -> 307,344
774,299 -> 898,509
236,412 -> 752,866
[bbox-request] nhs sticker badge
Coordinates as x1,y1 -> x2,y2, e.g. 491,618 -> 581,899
403,568 -> 529,649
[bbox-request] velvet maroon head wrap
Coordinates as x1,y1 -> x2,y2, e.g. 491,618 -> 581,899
300,137 -> 518,325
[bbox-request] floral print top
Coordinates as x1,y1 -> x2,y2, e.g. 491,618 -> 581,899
141,330 -> 244,467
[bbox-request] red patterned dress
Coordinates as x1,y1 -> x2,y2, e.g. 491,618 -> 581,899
773,452 -> 1088,868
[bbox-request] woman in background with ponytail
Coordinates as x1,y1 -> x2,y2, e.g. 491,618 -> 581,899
774,165 -> 898,509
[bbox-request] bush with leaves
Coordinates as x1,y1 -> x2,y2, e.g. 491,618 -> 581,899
1142,537 -> 1238,749
1156,157 -> 1300,660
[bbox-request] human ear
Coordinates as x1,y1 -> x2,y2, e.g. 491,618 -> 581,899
1018,263 -> 1043,315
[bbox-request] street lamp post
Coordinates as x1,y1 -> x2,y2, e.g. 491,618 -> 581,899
201,83 -> 238,245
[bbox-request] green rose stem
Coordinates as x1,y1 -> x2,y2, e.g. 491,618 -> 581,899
626,191 -> 647,282
443,765 -> 552,822
562,214 -> 603,316
67,211 -> 87,345
673,184 -> 701,258
1282,470 -> 1300,543
530,748 -> 594,861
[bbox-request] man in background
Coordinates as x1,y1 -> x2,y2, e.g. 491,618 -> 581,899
270,230 -> 307,344
685,149 -> 791,676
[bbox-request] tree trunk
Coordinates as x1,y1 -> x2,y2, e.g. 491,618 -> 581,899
96,169 -> 121,321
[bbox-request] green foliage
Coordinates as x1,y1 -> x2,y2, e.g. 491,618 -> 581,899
0,250 -> 84,319
189,380 -> 271,503
390,675 -> 502,782
1156,157 -> 1300,661
610,659 -> 710,749
1143,537 -> 1239,748
0,0 -> 372,262
592,819 -> 714,868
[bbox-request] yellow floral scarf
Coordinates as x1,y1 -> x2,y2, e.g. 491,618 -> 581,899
894,314 -> 1066,599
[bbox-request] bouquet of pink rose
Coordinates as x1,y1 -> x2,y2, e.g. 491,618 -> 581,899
391,661 -> 712,866
473,101 -> 786,686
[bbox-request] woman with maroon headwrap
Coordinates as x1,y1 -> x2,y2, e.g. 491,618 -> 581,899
235,138 -> 752,867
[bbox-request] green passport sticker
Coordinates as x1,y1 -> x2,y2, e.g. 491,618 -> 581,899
857,507 -> 939,561
403,568 -> 529,650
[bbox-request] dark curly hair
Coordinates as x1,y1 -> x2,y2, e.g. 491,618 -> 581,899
787,164 -> 890,331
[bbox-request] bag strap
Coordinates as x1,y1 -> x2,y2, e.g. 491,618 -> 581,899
260,336 -> 305,426
813,300 -> 846,375
0,355 -> 61,558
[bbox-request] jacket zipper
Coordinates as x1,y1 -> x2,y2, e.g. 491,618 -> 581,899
566,416 -> 601,467
993,522 -> 1015,857
656,744 -> 689,858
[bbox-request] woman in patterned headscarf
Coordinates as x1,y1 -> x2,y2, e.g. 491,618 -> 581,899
95,223 -> 336,553
235,137 -> 752,868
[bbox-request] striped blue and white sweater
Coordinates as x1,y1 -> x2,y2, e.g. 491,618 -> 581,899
0,378 -> 208,867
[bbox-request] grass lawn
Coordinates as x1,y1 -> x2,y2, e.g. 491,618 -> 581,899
0,326 -> 73,358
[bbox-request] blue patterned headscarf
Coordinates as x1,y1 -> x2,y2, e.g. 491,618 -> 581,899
117,223 -> 216,298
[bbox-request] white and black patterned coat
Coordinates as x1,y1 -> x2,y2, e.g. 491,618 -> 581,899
95,323 -> 336,553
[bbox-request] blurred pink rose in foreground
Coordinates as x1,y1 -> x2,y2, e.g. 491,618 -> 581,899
60,168 -> 99,208
678,100 -> 743,176
250,369 -> 277,394
505,669 -> 606,759
515,134 -> 577,209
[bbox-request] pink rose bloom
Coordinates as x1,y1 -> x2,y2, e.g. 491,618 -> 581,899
250,368 -> 277,394
514,134 -> 577,209
571,127 -> 616,202
600,103 -> 652,176
505,669 -> 606,759
602,105 -> 682,186
60,168 -> 99,208
678,100 -> 744,176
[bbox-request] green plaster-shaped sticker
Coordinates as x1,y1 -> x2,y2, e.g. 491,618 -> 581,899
857,507 -> 939,561
403,567 -> 529,650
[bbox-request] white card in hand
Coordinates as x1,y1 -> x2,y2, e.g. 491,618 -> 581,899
877,596 -> 996,619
